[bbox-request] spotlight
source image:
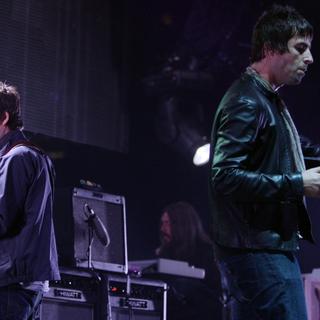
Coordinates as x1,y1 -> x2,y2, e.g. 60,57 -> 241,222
155,97 -> 210,166
193,143 -> 210,166
143,56 -> 214,167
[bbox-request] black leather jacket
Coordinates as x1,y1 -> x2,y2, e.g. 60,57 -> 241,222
209,73 -> 320,251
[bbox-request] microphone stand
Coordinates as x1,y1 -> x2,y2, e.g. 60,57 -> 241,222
85,215 -> 102,282
83,202 -> 110,282
87,220 -> 94,270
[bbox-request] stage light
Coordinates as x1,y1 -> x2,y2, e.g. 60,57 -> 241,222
193,143 -> 210,166
155,97 -> 210,166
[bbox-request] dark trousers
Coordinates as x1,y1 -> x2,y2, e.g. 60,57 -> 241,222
217,251 -> 307,320
0,284 -> 42,320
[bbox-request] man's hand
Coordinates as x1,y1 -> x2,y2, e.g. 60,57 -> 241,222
302,167 -> 320,197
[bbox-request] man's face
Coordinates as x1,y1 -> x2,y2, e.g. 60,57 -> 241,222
160,212 -> 172,244
272,35 -> 313,86
0,112 -> 10,140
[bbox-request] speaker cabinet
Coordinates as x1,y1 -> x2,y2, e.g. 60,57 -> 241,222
40,269 -> 102,320
107,275 -> 167,320
54,187 -> 128,273
41,297 -> 95,320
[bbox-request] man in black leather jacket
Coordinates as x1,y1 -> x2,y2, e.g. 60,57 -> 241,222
210,5 -> 320,320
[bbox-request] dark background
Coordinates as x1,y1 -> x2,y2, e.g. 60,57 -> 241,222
1,0 -> 320,272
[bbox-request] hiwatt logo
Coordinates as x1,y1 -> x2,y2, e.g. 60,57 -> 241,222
54,289 -> 83,300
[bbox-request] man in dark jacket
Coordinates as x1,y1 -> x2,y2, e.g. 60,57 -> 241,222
210,5 -> 320,320
0,82 -> 60,319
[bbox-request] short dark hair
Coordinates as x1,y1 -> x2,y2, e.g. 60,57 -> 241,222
251,4 -> 313,63
0,82 -> 23,130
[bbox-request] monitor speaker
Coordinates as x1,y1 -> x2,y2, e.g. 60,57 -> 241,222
54,187 -> 128,273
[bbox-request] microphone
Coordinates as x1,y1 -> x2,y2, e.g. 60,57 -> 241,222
83,203 -> 110,247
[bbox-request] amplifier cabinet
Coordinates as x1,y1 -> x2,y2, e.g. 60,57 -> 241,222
107,275 -> 167,320
54,187 -> 128,273
40,269 -> 103,320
